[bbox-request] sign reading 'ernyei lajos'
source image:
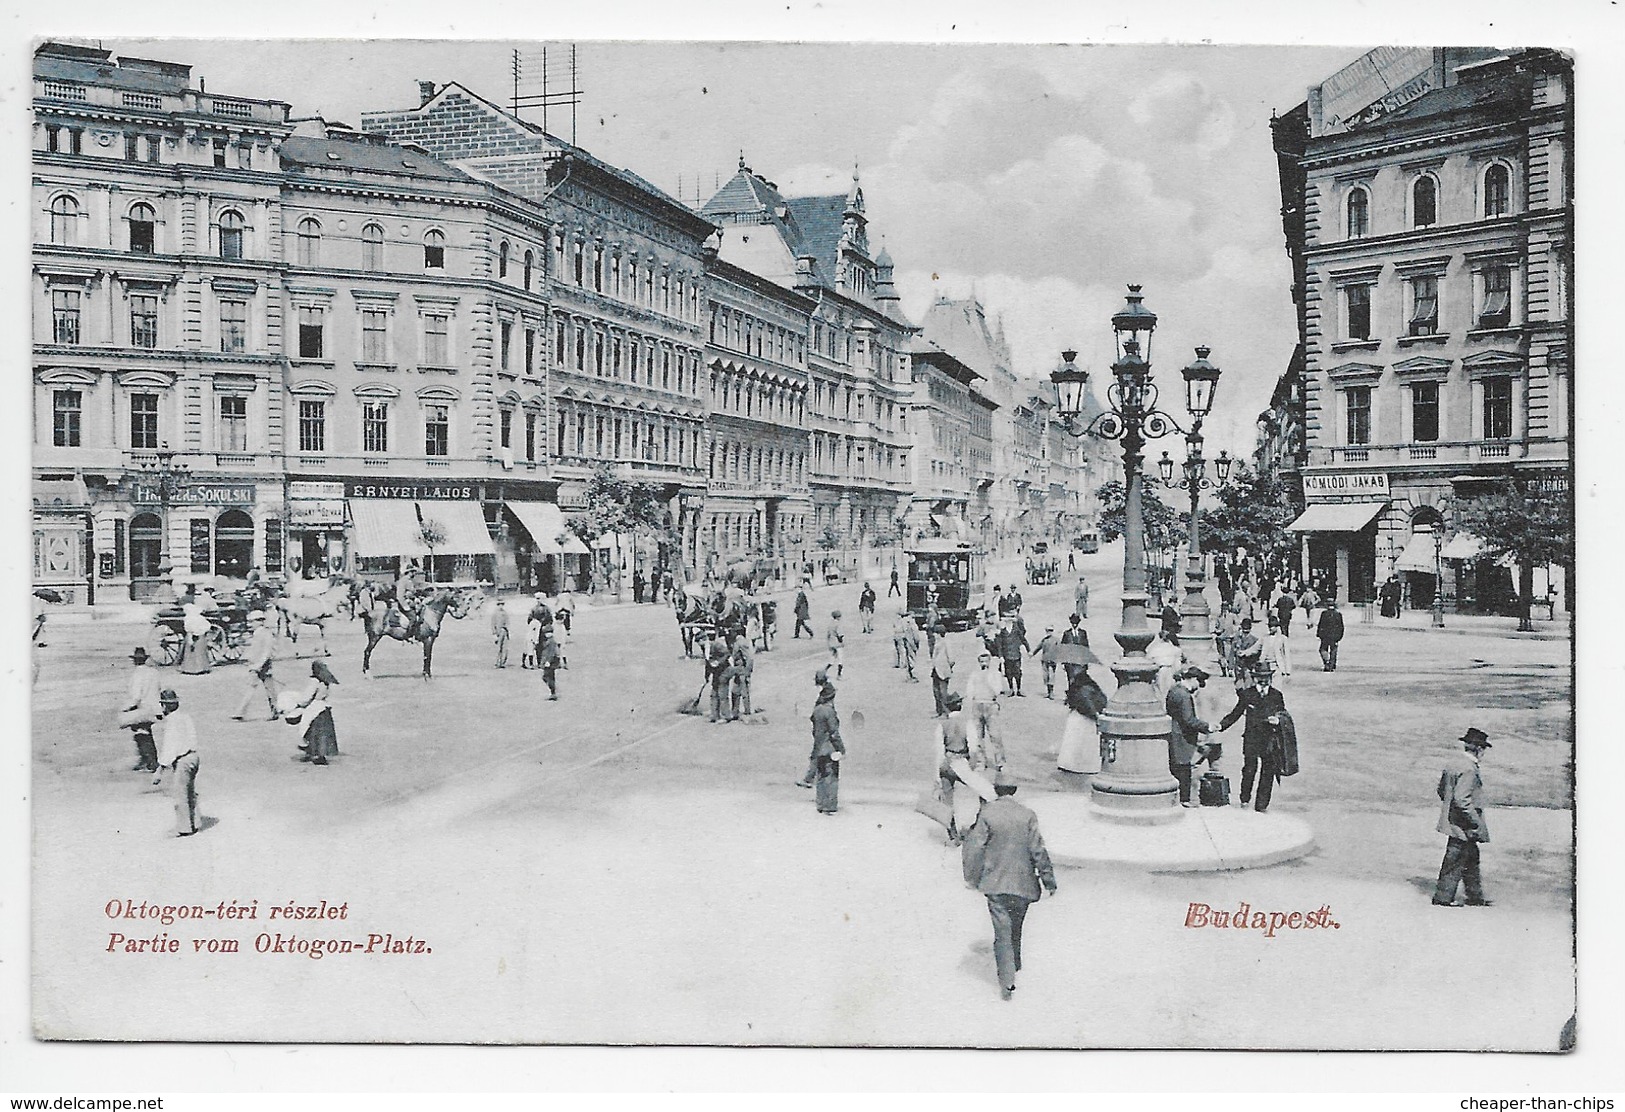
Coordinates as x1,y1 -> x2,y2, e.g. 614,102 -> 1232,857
343,482 -> 478,500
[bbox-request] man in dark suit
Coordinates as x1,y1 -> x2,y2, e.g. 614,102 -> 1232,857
1316,598 -> 1346,671
1218,665 -> 1290,812
1434,727 -> 1493,907
1165,665 -> 1213,808
1060,613 -> 1090,687
962,769 -> 1058,1000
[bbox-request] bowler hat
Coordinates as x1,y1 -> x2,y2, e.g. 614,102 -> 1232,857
159,688 -> 179,706
1252,664 -> 1276,680
130,646 -> 150,664
1178,665 -> 1211,683
993,768 -> 1018,789
1461,727 -> 1492,749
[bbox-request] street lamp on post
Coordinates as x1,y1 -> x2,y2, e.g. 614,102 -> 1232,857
135,445 -> 190,603
1051,285 -> 1201,821
1432,527 -> 1446,628
1154,346 -> 1228,651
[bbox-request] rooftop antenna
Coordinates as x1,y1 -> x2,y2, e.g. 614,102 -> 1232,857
510,44 -> 583,143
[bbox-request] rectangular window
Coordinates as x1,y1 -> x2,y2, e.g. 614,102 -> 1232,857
1483,376 -> 1513,440
500,320 -> 513,370
575,326 -> 585,371
52,389 -> 81,447
361,309 -> 388,363
424,404 -> 449,456
212,138 -> 227,168
298,306 -> 324,359
423,313 -> 449,366
220,299 -> 247,353
499,408 -> 513,449
593,246 -> 603,292
1346,284 -> 1371,341
362,402 -> 389,453
1479,267 -> 1512,329
1345,386 -> 1371,446
525,412 -> 537,461
130,392 -> 159,450
218,394 -> 248,452
298,399 -> 325,453
145,135 -> 162,163
130,294 -> 159,349
124,133 -> 140,161
524,327 -> 536,375
1408,276 -> 1439,336
573,241 -> 584,285
1411,381 -> 1439,443
51,289 -> 81,345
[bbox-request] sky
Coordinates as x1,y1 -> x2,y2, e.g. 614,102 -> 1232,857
102,38 -> 1363,459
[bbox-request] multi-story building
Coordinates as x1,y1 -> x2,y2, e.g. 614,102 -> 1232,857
903,338 -> 985,540
700,254 -> 813,572
1252,345 -> 1308,502
700,161 -> 914,554
32,43 -> 294,602
1272,46 -> 1572,611
362,81 -> 716,583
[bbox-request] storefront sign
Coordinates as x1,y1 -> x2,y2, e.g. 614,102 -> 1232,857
344,482 -> 477,500
132,482 -> 255,507
289,481 -> 346,501
1317,46 -> 1435,135
557,483 -> 590,511
1303,472 -> 1390,501
288,500 -> 347,527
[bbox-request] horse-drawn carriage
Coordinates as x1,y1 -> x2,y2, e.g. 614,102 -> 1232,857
675,585 -> 777,655
150,589 -> 256,667
1026,556 -> 1060,585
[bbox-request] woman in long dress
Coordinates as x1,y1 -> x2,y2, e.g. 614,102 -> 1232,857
177,600 -> 213,674
1148,629 -> 1186,695
292,661 -> 340,765
1057,666 -> 1109,774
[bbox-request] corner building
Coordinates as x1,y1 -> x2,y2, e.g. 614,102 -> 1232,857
1272,47 -> 1572,612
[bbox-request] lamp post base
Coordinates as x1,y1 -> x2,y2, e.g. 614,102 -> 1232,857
1089,662 -> 1179,818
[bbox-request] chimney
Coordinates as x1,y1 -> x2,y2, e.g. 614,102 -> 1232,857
418,80 -> 437,107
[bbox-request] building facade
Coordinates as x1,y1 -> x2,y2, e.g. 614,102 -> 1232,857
700,255 -> 814,573
903,340 -> 985,540
1272,46 -> 1572,611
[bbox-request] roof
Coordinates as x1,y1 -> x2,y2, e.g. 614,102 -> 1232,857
783,195 -> 850,287
910,338 -> 982,386
280,135 -> 473,183
920,297 -> 1011,381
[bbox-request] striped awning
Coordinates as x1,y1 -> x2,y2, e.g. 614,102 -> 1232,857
1440,533 -> 1484,561
1285,501 -> 1387,533
507,501 -> 589,555
348,500 -> 427,558
415,501 -> 495,556
1395,529 -> 1438,573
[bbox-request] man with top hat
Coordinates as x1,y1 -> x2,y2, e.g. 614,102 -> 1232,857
231,611 -> 280,721
808,667 -> 844,814
1060,612 -> 1090,688
961,768 -> 1058,1000
1434,728 -> 1494,907
1218,664 -> 1294,813
121,646 -> 163,772
1166,665 -> 1214,808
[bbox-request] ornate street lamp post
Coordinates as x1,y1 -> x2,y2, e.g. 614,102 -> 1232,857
1432,526 -> 1446,628
1052,285 -> 1213,820
135,446 -> 190,602
1155,346 -> 1231,653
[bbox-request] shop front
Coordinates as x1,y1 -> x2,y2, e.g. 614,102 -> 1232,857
1287,472 -> 1390,605
287,481 -> 348,582
503,499 -> 590,594
344,480 -> 495,584
114,478 -> 277,601
32,478 -> 92,606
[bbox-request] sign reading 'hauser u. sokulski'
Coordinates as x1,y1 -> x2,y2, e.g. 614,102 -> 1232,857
1303,472 -> 1390,500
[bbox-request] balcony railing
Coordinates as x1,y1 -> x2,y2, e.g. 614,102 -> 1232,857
1325,440 -> 1531,467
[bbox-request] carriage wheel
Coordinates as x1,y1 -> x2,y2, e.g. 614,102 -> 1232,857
154,628 -> 183,667
204,626 -> 230,666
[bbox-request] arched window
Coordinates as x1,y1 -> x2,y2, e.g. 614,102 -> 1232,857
49,195 -> 79,244
129,512 -> 164,584
1346,187 -> 1369,239
361,223 -> 385,271
219,210 -> 245,260
1412,175 -> 1438,228
423,229 -> 445,270
1484,163 -> 1511,218
128,202 -> 156,254
523,250 -> 534,291
213,509 -> 255,578
498,241 -> 510,279
296,217 -> 321,267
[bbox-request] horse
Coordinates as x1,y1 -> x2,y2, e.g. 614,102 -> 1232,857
269,579 -> 354,657
359,586 -> 479,679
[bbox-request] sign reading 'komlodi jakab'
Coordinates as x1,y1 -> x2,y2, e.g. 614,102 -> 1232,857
1303,472 -> 1390,500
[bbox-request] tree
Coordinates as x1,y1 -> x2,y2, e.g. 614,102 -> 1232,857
1449,477 -> 1574,631
1095,479 -> 1187,553
816,525 -> 843,551
565,464 -> 677,587
1200,465 -> 1299,564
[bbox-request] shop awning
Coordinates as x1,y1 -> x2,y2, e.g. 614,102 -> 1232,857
1440,533 -> 1484,561
415,501 -> 495,556
33,478 -> 90,509
1285,501 -> 1387,533
507,501 -> 589,555
349,500 -> 429,558
1395,529 -> 1438,573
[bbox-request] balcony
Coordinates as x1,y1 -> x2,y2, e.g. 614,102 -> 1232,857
1324,440 -> 1531,468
